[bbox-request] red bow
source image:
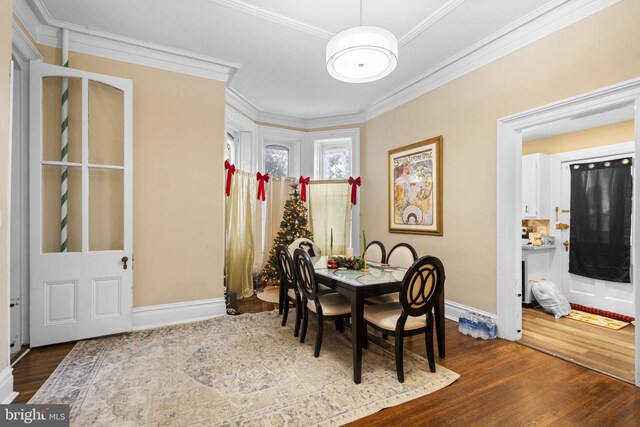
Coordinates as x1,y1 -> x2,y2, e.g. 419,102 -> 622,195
348,176 -> 361,205
224,160 -> 236,197
299,176 -> 310,202
256,172 -> 270,201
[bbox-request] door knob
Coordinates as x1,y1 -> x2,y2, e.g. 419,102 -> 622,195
122,256 -> 129,270
562,241 -> 569,252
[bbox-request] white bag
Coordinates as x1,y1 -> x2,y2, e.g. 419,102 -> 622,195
530,279 -> 572,318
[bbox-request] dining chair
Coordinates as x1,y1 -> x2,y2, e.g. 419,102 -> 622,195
293,248 -> 352,357
275,244 -> 303,336
363,256 -> 445,382
365,243 -> 418,305
365,240 -> 386,264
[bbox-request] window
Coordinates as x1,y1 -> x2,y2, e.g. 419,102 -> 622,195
264,145 -> 289,177
225,132 -> 235,164
315,138 -> 352,180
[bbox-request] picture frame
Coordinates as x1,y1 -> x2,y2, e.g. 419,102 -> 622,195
388,136 -> 443,236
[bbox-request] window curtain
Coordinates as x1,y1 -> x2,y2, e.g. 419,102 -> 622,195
308,181 -> 351,255
569,158 -> 632,283
263,177 -> 296,266
225,171 -> 257,298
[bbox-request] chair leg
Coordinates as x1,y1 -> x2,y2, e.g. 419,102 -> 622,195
281,294 -> 290,327
395,330 -> 404,383
278,284 -> 284,315
425,312 -> 436,373
335,319 -> 344,333
293,296 -> 302,337
314,314 -> 324,357
382,333 -> 388,340
300,302 -> 309,343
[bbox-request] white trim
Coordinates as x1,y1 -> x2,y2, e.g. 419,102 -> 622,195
11,21 -> 42,63
16,0 -> 619,126
15,0 -> 239,82
0,367 -> 17,404
211,0 -> 333,40
398,0 -> 467,48
132,298 -> 227,330
497,77 -> 640,387
366,0 -> 620,122
444,300 -> 496,323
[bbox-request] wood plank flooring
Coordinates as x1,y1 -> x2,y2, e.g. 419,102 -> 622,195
521,306 -> 635,383
11,297 -> 640,426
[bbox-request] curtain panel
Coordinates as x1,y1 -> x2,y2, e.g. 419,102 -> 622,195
263,177 -> 296,266
225,171 -> 257,298
308,181 -> 351,256
569,158 -> 632,283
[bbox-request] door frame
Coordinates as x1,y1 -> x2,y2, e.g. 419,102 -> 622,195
496,77 -> 640,386
10,22 -> 43,351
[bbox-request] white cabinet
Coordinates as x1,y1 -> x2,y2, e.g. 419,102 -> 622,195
522,153 -> 549,219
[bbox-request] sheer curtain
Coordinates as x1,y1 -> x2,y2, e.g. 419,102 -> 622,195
225,171 -> 257,298
263,177 -> 296,265
308,181 -> 351,255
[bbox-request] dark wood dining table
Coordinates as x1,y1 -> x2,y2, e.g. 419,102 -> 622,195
312,257 -> 445,384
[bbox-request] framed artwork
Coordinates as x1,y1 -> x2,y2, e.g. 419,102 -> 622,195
388,136 -> 443,235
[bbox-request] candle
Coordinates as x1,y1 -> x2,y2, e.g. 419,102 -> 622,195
362,230 -> 367,252
330,228 -> 333,254
345,247 -> 354,258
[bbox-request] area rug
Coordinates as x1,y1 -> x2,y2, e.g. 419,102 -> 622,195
256,285 -> 280,304
29,311 -> 459,426
565,310 -> 630,330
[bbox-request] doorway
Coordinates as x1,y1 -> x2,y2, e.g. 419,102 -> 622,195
496,78 -> 640,387
519,123 -> 635,382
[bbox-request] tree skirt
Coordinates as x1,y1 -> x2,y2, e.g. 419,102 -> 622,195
30,311 -> 459,426
256,285 -> 280,304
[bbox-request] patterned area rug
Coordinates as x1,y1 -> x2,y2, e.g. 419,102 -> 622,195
30,311 -> 459,426
256,285 -> 280,304
565,310 -> 630,330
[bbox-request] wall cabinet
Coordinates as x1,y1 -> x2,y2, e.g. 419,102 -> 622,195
522,153 -> 549,219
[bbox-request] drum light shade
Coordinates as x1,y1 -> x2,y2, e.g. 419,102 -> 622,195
326,26 -> 398,83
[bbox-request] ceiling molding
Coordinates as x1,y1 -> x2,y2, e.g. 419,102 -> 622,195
226,88 -> 260,121
12,21 -> 43,62
18,0 -> 240,82
364,0 -> 620,122
398,0 -> 467,47
210,0 -> 333,40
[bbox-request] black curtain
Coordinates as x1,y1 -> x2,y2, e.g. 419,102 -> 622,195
569,158 -> 632,283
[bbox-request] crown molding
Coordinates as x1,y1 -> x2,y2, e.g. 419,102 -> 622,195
16,0 -> 239,82
12,21 -> 43,62
398,0 -> 467,48
210,0 -> 333,40
226,88 -> 260,121
365,0 -> 620,121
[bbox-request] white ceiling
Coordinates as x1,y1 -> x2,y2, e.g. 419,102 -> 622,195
28,0 -> 590,120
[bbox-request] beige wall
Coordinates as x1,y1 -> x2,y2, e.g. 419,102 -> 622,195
0,0 -> 12,371
523,120 -> 634,155
361,0 -> 640,314
37,45 -> 227,307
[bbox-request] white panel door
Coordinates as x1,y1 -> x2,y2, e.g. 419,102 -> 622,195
30,62 -> 133,346
559,152 -> 634,317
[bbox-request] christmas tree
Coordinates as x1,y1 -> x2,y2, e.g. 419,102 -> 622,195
261,183 -> 314,285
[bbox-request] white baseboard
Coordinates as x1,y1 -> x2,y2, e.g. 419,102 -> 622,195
444,299 -> 497,322
0,367 -> 18,404
132,297 -> 226,331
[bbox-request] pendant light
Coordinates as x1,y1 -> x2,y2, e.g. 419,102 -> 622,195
326,0 -> 398,83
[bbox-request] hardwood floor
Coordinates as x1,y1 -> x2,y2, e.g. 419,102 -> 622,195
521,306 -> 635,383
12,296 -> 640,426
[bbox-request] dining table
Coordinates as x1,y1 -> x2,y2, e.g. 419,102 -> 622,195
312,256 -> 445,384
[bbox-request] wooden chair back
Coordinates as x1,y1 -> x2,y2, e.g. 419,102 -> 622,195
400,256 -> 445,318
289,238 -> 321,257
275,244 -> 296,292
293,248 -> 318,301
365,240 -> 386,263
387,243 -> 418,268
